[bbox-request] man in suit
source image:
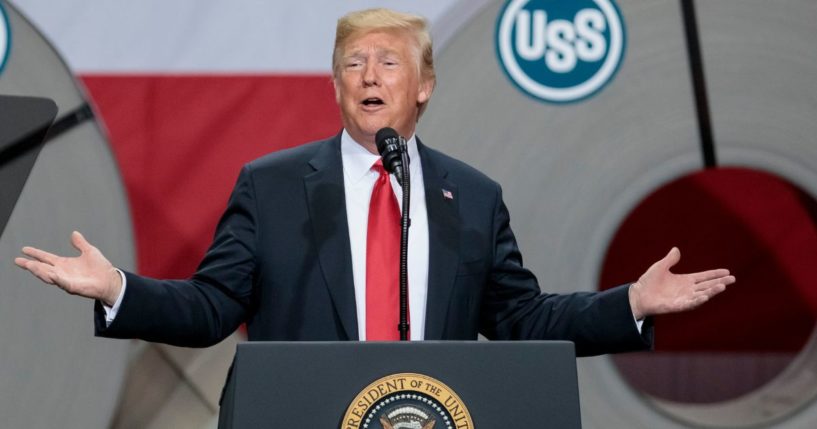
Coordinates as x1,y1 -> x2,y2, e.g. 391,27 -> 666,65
15,9 -> 734,356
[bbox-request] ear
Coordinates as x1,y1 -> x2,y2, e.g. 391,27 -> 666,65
417,78 -> 434,105
332,76 -> 341,104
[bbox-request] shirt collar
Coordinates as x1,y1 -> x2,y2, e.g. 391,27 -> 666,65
340,129 -> 420,185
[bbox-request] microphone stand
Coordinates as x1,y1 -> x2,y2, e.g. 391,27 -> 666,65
397,136 -> 410,341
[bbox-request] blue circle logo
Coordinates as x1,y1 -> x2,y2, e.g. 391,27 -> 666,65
496,0 -> 626,103
0,2 -> 10,75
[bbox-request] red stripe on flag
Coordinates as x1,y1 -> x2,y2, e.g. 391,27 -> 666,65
81,74 -> 342,279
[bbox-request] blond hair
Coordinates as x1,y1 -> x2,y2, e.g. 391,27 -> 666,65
333,8 -> 436,116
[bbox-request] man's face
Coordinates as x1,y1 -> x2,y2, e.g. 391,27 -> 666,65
334,29 -> 433,150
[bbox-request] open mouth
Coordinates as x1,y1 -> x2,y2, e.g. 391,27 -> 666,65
361,97 -> 385,106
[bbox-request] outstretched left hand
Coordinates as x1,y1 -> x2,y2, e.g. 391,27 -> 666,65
629,247 -> 736,320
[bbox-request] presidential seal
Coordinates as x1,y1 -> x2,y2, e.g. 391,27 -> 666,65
342,373 -> 474,429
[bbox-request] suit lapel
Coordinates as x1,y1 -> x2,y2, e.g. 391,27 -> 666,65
418,141 -> 460,340
304,134 -> 358,340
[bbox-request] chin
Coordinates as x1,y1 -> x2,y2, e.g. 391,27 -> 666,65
361,123 -> 391,136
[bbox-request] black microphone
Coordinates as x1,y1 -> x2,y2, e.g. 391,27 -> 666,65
375,127 -> 405,186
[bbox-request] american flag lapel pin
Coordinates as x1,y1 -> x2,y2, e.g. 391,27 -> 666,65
442,188 -> 453,200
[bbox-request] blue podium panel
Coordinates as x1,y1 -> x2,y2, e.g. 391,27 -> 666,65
221,341 -> 581,428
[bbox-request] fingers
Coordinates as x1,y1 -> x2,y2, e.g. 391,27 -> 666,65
694,275 -> 735,290
689,280 -> 727,304
19,231 -> 87,265
688,293 -> 711,309
658,247 -> 681,270
684,283 -> 727,310
696,283 -> 726,301
691,269 -> 731,283
14,257 -> 57,285
14,257 -> 28,269
71,230 -> 92,253
21,246 -> 59,265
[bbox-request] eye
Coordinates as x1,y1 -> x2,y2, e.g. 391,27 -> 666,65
345,59 -> 364,69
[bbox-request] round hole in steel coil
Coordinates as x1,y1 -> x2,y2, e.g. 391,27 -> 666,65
600,166 -> 817,426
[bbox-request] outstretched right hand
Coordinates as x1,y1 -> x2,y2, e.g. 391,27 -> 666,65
14,231 -> 122,307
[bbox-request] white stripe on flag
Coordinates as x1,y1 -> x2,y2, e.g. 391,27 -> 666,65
12,0 -> 456,73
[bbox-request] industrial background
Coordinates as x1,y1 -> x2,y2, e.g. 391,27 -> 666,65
1,0 -> 815,427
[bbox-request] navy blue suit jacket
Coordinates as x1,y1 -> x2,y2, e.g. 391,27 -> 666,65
96,134 -> 652,356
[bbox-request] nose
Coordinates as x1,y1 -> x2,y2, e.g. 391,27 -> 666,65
362,61 -> 379,87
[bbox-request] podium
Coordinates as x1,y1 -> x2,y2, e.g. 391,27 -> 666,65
219,341 -> 582,428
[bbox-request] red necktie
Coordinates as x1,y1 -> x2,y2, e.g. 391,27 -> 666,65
366,160 -> 404,340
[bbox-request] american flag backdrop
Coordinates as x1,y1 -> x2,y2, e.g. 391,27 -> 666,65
12,1 -> 454,281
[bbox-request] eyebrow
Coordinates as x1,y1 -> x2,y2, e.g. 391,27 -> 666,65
344,47 -> 402,60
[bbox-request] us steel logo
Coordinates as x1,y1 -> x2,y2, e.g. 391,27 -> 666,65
496,0 -> 626,103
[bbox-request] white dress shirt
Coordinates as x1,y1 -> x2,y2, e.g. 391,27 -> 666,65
340,129 -> 429,341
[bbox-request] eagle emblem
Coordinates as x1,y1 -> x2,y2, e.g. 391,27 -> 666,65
379,405 -> 436,429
